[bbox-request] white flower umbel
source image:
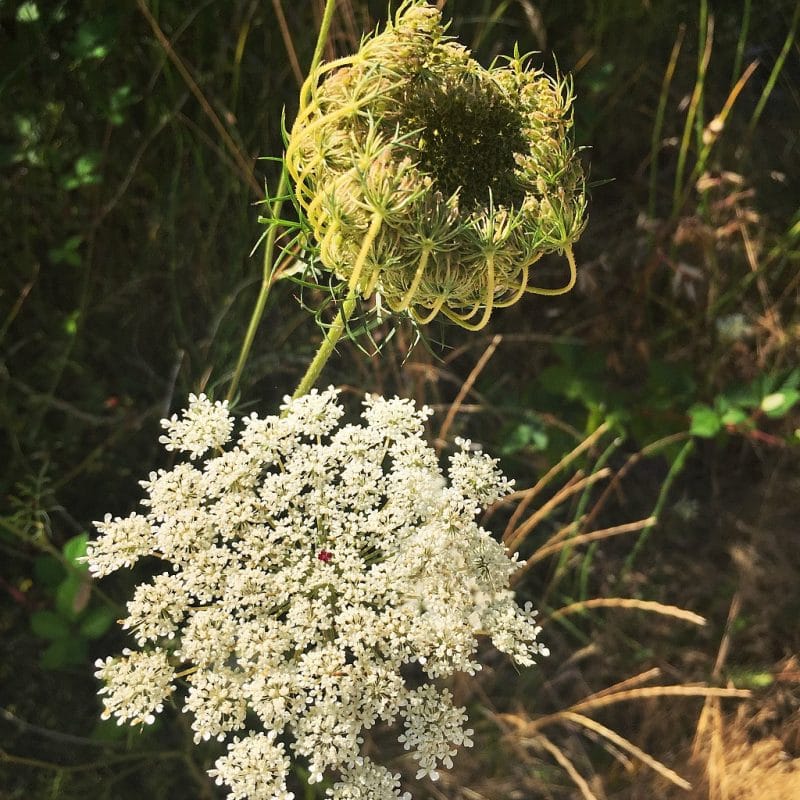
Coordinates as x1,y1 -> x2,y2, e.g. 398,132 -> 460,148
89,388 -> 547,799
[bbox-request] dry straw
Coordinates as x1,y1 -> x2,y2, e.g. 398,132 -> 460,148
286,1 -> 586,330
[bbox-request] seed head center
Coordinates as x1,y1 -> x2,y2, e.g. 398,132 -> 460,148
401,76 -> 528,208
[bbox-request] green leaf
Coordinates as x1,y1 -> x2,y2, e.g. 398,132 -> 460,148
41,637 -> 88,670
724,382 -> 761,409
719,407 -> 749,428
30,610 -> 70,640
63,533 -> 89,568
540,365 -> 602,404
64,309 -> 80,336
33,555 -> 66,589
49,235 -> 83,267
689,404 -> 721,438
70,19 -> 112,61
760,389 -> 800,418
75,154 -> 99,178
500,423 -> 548,456
107,85 -> 135,125
56,574 -> 91,620
727,669 -> 774,689
778,368 -> 800,391
16,2 -> 39,22
79,606 -> 116,639
645,360 -> 695,409
61,153 -> 102,190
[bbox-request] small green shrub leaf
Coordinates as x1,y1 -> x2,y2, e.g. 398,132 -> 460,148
33,555 -> 66,588
56,574 -> 91,619
689,404 -> 721,438
16,2 -> 39,22
79,606 -> 116,639
761,389 -> 799,418
30,610 -> 70,640
720,407 -> 748,427
63,533 -> 89,569
500,423 -> 548,455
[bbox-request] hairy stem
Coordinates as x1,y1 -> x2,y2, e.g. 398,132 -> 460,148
292,213 -> 383,398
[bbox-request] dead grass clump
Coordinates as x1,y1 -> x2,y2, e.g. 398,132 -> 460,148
647,693 -> 800,800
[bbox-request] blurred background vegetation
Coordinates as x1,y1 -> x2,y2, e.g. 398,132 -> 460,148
1,0 -> 798,797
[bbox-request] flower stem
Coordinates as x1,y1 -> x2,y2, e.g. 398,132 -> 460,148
226,194 -> 286,404
292,291 -> 358,400
292,212 -> 383,398
226,0 -> 339,404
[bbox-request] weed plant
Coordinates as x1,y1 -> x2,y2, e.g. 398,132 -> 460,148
1,1 -> 799,799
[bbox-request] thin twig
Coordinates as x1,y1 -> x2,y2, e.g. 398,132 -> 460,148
436,334 -> 502,452
135,0 -> 261,195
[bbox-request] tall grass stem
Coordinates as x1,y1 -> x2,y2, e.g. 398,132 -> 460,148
226,0 -> 338,403
747,2 -> 800,136
648,25 -> 685,220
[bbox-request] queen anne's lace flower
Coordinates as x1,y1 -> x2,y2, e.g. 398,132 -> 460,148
89,388 -> 547,799
158,392 -> 233,459
94,648 -> 175,726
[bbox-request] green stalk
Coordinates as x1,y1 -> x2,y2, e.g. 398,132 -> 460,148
747,2 -> 800,136
672,8 -> 713,217
291,292 -> 359,400
731,0 -> 752,87
292,212 -> 384,398
226,0 -> 338,403
623,439 -> 695,575
648,25 -> 685,220
693,0 -> 709,157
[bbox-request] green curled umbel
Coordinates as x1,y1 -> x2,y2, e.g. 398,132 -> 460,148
286,1 -> 586,330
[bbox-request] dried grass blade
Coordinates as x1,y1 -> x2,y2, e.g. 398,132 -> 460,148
520,517 -> 655,570
505,468 -> 612,552
528,734 -> 600,800
503,422 -> 610,538
588,668 -> 662,702
547,598 -> 706,627
436,334 -> 502,452
559,711 -> 692,790
569,686 -> 751,717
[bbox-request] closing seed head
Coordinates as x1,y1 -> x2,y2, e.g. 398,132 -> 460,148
287,1 -> 587,329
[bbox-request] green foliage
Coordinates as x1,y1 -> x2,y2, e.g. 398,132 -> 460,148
28,534 -> 115,670
689,369 -> 800,439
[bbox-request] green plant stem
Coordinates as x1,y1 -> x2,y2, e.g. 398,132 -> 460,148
548,431 -> 620,591
747,1 -> 800,136
226,0 -> 338,403
672,9 -> 713,217
623,439 -> 695,575
305,0 -> 338,107
731,0 -> 752,87
291,291 -> 359,399
648,24 -> 685,220
226,192 -> 287,404
292,212 -> 383,398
